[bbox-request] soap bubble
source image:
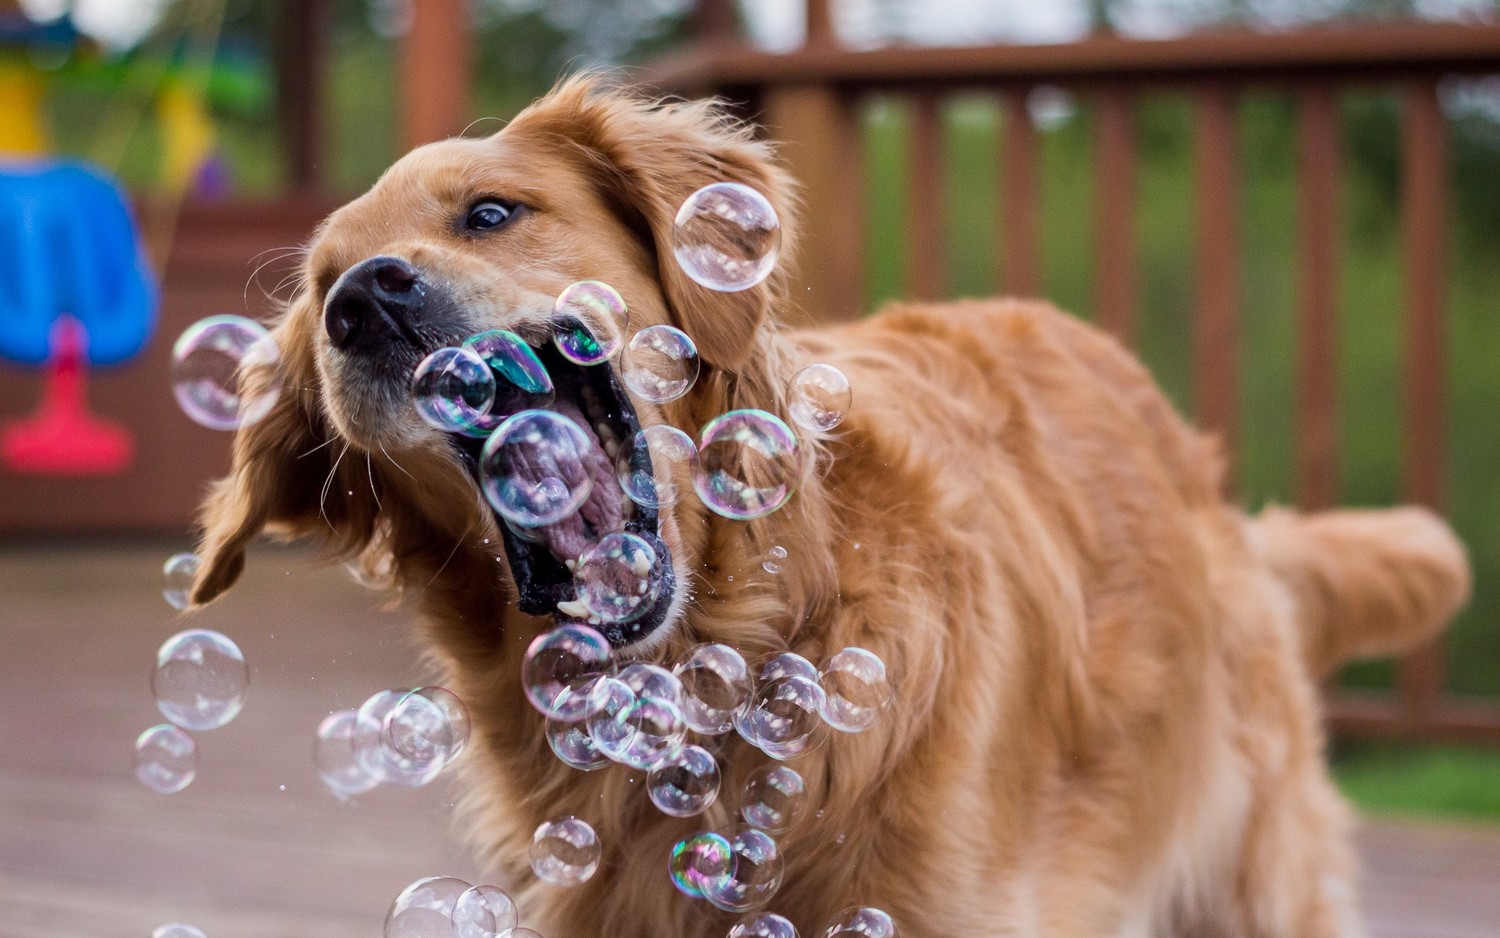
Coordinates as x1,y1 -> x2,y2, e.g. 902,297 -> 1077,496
819,648 -> 892,733
647,744 -> 721,817
762,546 -> 787,575
162,552 -> 200,610
171,314 -> 281,430
787,364 -> 852,433
757,652 -> 820,685
548,716 -> 610,771
574,532 -> 661,624
134,724 -> 197,794
731,913 -> 800,938
740,764 -> 808,833
622,325 -> 700,403
480,409 -> 594,528
617,662 -> 684,707
452,885 -> 518,938
821,907 -> 899,938
674,643 -> 751,735
508,931 -> 543,938
585,676 -> 637,754
314,708 -> 379,800
552,280 -> 628,365
463,329 -> 556,429
412,346 -> 497,437
591,685 -> 687,771
737,676 -> 827,761
152,629 -> 248,731
616,424 -> 699,510
384,875 -> 470,938
672,183 -> 782,292
703,825 -> 785,913
531,816 -> 601,886
669,831 -> 734,899
522,624 -> 611,721
351,689 -> 447,788
152,926 -> 207,938
694,409 -> 800,520
387,686 -> 471,765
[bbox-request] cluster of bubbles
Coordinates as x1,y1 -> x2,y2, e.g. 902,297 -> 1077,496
386,875 -> 539,938
134,627 -> 249,794
315,686 -> 471,800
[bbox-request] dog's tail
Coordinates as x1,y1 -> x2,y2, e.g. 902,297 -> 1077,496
1253,505 -> 1470,678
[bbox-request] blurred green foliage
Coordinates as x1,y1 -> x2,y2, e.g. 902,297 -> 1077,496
1332,741 -> 1500,819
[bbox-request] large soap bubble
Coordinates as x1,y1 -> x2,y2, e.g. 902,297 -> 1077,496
672,182 -> 782,292
171,315 -> 281,431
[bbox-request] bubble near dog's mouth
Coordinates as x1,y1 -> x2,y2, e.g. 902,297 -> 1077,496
450,343 -> 678,648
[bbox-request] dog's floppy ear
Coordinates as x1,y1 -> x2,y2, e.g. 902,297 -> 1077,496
525,77 -> 800,372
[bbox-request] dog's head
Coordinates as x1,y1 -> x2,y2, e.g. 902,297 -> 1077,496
189,76 -> 802,654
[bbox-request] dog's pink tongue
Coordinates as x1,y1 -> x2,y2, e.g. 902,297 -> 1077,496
525,399 -> 624,563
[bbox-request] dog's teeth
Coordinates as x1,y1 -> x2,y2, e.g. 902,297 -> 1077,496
556,599 -> 588,618
629,554 -> 651,577
605,440 -> 619,459
565,558 -> 578,571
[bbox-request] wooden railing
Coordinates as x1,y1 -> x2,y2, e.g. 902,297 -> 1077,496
650,10 -> 1500,744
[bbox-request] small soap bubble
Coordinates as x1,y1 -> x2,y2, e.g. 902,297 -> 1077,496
757,652 -> 820,685
553,281 -> 629,365
694,409 -> 800,521
387,686 -> 471,765
314,708 -> 379,800
731,913 -> 800,938
616,424 -> 700,510
162,552 -> 200,610
590,680 -> 687,771
412,346 -> 497,437
574,532 -> 661,624
669,831 -> 735,899
617,662 -> 684,707
819,647 -> 893,733
152,629 -> 248,731
171,315 -> 281,430
480,409 -> 595,529
787,364 -> 852,433
523,624 -> 612,721
647,744 -> 721,817
152,925 -> 207,938
741,764 -> 808,833
672,182 -> 782,292
452,884 -> 518,938
703,825 -> 785,913
531,816 -> 602,886
821,907 -> 899,938
548,716 -> 610,771
351,690 -> 444,788
674,643 -> 751,736
737,675 -> 827,761
622,325 -> 700,403
135,724 -> 197,794
384,875 -> 470,938
762,545 -> 787,575
586,676 -> 638,755
462,329 -> 556,429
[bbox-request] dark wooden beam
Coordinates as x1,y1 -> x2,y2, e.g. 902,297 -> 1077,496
401,0 -> 473,151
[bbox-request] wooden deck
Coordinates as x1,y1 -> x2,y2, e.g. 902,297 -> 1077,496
2,543 -> 1497,937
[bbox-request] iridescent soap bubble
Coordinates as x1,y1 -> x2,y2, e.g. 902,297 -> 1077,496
616,424 -> 699,510
552,280 -> 628,365
669,831 -> 734,899
523,624 -> 611,721
819,647 -> 893,733
594,693 -> 687,771
647,744 -> 721,817
152,926 -> 207,938
387,686 -> 471,765
480,409 -> 594,529
574,532 -> 661,624
757,652 -> 820,685
674,643 -> 751,735
821,907 -> 899,938
694,409 -> 800,521
741,764 -> 808,833
412,346 -> 497,437
171,314 -> 281,430
737,676 -> 827,761
762,546 -> 787,575
162,552 -> 200,611
135,724 -> 197,794
530,816 -> 601,886
314,708 -> 379,800
731,913 -> 800,938
351,689 -> 446,789
787,364 -> 852,433
617,662 -> 684,707
384,875 -> 470,938
152,629 -> 248,731
586,676 -> 638,758
622,325 -> 700,403
703,825 -> 785,913
462,329 -> 555,429
548,716 -> 610,771
672,182 -> 782,292
452,884 -> 518,938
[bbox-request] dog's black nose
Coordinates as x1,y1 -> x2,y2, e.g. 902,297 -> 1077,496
324,255 -> 424,351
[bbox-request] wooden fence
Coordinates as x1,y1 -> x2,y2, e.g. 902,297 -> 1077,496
650,8 -> 1500,744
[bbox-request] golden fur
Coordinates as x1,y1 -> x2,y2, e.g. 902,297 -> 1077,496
191,77 -> 1471,937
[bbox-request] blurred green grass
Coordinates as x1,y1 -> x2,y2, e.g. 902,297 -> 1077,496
1332,742 -> 1500,820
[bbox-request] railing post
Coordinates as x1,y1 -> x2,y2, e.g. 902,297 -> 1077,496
1000,90 -> 1040,297
905,92 -> 946,300
1094,88 -> 1136,342
400,0 -> 472,150
1192,85 -> 1240,472
1295,85 -> 1340,511
275,0 -> 327,191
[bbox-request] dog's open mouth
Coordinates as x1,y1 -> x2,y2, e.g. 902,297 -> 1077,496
450,342 -> 677,648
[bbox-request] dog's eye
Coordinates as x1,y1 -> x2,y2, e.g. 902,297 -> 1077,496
465,200 -> 516,232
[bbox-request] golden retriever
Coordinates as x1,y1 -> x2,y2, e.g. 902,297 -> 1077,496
189,76 -> 1471,937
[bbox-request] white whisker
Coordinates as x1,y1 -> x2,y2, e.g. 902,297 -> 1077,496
424,525 -> 472,591
365,452 -> 383,511
298,437 -> 336,460
379,442 -> 416,482
320,442 -> 350,530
